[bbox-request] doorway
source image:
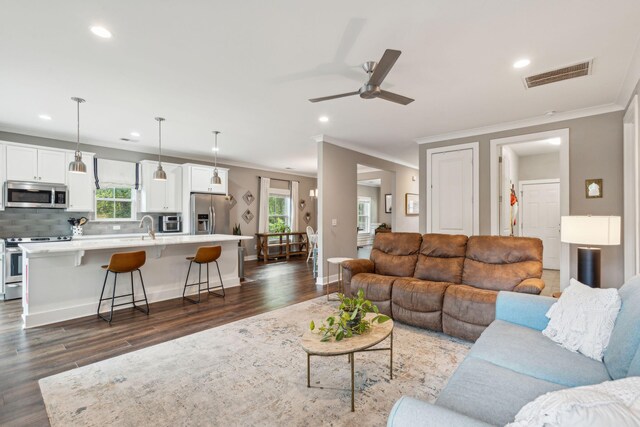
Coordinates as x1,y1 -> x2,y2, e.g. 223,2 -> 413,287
490,129 -> 569,293
357,164 -> 393,258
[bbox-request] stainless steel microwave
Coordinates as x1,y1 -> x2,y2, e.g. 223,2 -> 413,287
159,215 -> 182,233
4,181 -> 68,209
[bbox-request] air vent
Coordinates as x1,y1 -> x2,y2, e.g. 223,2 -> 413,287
524,59 -> 593,89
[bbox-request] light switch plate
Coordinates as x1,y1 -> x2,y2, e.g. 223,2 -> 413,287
113,225 -> 121,230
331,219 -> 337,226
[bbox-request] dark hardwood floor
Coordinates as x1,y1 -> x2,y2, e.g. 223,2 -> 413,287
0,258 -> 331,426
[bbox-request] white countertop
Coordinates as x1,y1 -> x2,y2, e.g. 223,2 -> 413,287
19,234 -> 253,254
72,232 -> 189,240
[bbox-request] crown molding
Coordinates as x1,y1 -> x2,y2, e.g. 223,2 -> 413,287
415,103 -> 624,145
312,134 -> 418,170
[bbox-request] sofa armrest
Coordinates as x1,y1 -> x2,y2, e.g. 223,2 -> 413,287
495,291 -> 556,331
387,397 -> 495,427
341,259 -> 374,295
513,278 -> 545,294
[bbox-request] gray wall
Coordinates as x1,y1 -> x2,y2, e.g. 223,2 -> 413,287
519,152 -> 560,181
318,141 -> 419,281
0,131 -> 317,255
419,111 -> 625,289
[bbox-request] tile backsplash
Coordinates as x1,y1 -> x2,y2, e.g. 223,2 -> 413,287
0,208 -> 179,238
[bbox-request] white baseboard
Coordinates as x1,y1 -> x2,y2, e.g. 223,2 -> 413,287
315,273 -> 339,286
244,254 -> 258,261
23,275 -> 241,329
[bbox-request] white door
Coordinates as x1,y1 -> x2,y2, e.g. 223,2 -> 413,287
430,149 -> 474,235
521,181 -> 560,270
37,149 -> 67,183
6,145 -> 38,181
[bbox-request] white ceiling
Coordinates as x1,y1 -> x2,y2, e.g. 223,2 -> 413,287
508,139 -> 561,157
1,1 -> 639,175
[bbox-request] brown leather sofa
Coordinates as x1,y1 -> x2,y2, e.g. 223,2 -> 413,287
342,232 -> 544,341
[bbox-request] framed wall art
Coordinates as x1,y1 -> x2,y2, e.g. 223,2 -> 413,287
405,193 -> 419,215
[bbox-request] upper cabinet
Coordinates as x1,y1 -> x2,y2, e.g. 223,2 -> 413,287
139,160 -> 182,212
0,144 -> 5,210
184,163 -> 228,195
6,145 -> 66,184
65,151 -> 95,212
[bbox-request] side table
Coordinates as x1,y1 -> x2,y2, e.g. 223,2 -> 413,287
326,257 -> 352,301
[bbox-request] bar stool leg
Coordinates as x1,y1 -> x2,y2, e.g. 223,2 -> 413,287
206,262 -> 210,292
107,272 -> 118,324
183,260 -> 201,304
136,269 -> 150,315
197,264 -> 202,303
213,260 -> 225,297
97,269 -> 109,318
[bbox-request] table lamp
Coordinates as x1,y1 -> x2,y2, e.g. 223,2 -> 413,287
560,216 -> 621,288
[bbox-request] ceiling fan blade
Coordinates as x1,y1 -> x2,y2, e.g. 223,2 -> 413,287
368,49 -> 401,86
378,90 -> 414,105
308,91 -> 359,103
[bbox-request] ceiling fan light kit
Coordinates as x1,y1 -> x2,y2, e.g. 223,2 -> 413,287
68,97 -> 88,174
309,49 -> 414,105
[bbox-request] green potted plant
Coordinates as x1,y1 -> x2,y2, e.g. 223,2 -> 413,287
309,289 -> 390,342
232,223 -> 243,247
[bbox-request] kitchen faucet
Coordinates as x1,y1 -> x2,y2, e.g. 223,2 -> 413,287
139,215 -> 156,240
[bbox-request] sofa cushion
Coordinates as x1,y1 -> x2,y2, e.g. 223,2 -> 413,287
436,357 -> 565,426
442,285 -> 497,341
604,275 -> 640,379
350,273 -> 397,316
370,232 -> 422,277
462,236 -> 543,291
414,234 -> 468,283
470,320 -> 611,387
391,278 -> 450,331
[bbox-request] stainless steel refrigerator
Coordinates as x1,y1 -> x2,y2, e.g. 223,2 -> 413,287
190,193 -> 231,235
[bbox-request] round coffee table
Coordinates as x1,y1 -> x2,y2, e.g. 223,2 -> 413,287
301,313 -> 394,411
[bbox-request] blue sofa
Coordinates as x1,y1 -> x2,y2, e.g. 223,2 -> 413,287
388,276 -> 640,426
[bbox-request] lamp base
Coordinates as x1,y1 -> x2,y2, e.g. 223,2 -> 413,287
577,247 -> 601,288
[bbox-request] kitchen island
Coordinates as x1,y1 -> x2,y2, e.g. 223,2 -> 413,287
19,234 -> 252,328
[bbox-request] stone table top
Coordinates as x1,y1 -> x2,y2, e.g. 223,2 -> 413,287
301,313 -> 394,356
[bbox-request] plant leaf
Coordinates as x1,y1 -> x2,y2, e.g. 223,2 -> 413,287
336,330 -> 344,341
309,320 -> 315,331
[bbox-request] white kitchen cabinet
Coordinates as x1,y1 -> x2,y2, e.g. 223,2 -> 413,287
38,149 -> 67,183
139,160 -> 182,212
65,151 -> 95,212
6,145 -> 66,184
0,144 -> 5,210
186,164 -> 228,195
6,145 -> 38,182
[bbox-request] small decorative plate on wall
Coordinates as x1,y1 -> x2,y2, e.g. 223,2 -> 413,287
227,194 -> 237,209
242,209 -> 254,224
243,191 -> 255,205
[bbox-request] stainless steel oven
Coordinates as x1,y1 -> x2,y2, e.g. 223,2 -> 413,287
4,181 -> 68,209
159,215 -> 182,233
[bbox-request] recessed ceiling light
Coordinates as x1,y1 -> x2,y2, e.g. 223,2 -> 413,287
318,116 -> 329,123
38,114 -> 52,121
90,26 -> 112,39
547,138 -> 561,146
513,58 -> 531,69
130,131 -> 140,137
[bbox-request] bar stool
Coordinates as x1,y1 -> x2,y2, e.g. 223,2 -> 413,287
97,250 -> 150,324
182,246 -> 225,304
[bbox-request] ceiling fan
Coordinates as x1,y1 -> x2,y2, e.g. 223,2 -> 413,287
308,49 -> 414,105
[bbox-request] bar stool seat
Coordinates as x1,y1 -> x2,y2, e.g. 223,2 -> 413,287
183,246 -> 225,303
97,250 -> 150,324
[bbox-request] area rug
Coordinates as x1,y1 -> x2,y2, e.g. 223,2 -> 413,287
39,297 -> 471,427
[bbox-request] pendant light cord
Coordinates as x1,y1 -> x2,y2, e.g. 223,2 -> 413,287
76,99 -> 80,150
158,119 -> 162,165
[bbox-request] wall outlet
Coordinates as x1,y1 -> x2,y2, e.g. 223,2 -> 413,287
331,218 -> 337,226
112,225 -> 121,230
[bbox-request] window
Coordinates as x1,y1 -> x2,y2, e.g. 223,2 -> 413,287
357,197 -> 371,234
268,189 -> 291,233
96,187 -> 135,220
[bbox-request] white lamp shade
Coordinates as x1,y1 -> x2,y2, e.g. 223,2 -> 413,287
561,216 -> 621,245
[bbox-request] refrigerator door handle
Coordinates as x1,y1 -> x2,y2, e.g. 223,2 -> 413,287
190,196 -> 196,235
210,205 -> 215,235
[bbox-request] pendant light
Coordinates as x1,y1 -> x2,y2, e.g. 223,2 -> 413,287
153,117 -> 167,181
211,131 -> 222,185
68,97 -> 87,174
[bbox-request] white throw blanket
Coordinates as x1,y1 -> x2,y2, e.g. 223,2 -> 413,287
507,377 -> 640,427
542,279 -> 621,361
